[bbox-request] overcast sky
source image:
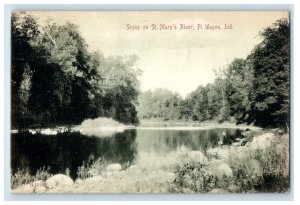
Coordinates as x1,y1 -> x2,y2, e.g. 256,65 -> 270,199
30,11 -> 288,97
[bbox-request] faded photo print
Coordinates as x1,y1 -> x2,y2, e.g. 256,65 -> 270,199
10,11 -> 290,193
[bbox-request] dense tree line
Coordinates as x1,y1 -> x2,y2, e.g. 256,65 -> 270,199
138,89 -> 183,120
138,19 -> 290,128
11,13 -> 140,128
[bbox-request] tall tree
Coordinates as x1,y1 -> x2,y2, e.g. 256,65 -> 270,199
28,20 -> 98,124
250,19 -> 290,128
186,86 -> 209,121
226,59 -> 255,124
96,55 -> 141,124
11,12 -> 142,128
11,13 -> 40,127
138,89 -> 183,121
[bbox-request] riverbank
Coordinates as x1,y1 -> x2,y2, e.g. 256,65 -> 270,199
11,129 -> 289,193
139,119 -> 261,130
11,118 -> 260,137
11,117 -> 133,137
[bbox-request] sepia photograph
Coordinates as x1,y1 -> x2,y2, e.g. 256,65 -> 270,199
10,10 -> 290,194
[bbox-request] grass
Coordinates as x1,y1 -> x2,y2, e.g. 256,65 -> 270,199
76,158 -> 108,180
170,132 -> 290,193
11,130 -> 289,193
10,166 -> 52,189
227,132 -> 289,193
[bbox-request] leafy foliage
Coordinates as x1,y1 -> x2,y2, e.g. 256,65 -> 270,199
171,161 -> 216,193
170,133 -> 289,193
11,12 -> 140,128
137,89 -> 183,121
250,19 -> 290,128
226,59 -> 255,124
138,18 -> 290,128
11,13 -> 289,129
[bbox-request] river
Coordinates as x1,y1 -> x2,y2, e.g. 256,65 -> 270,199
11,126 -> 242,179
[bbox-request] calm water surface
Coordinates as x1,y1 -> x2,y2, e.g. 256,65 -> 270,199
11,127 -> 242,179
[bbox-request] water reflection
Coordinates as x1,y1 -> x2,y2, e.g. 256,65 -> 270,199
11,128 -> 241,179
135,128 -> 241,155
11,130 -> 137,179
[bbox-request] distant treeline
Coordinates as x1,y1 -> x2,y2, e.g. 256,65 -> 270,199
138,19 -> 290,128
11,13 -> 140,128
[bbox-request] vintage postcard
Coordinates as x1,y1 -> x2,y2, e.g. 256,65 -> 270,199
10,11 -> 290,194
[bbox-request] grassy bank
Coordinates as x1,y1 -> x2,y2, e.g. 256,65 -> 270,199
10,167 -> 52,189
170,131 -> 289,193
11,130 -> 289,193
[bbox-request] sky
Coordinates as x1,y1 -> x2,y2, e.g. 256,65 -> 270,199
30,11 -> 289,97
